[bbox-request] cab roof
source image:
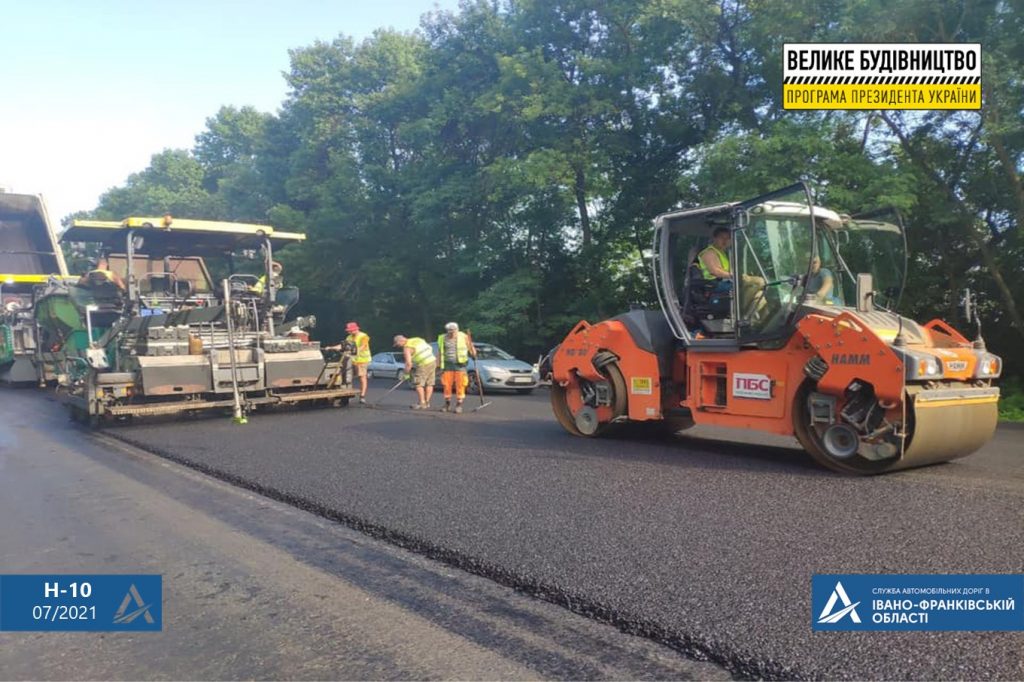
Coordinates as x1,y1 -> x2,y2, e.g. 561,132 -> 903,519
63,217 -> 306,256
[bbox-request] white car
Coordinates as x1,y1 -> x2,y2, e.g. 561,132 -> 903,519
367,352 -> 406,379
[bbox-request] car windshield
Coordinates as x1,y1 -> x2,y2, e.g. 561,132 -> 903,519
475,344 -> 514,360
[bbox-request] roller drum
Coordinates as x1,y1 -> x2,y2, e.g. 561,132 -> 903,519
894,385 -> 1000,471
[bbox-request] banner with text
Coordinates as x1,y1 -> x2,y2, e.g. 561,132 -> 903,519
0,574 -> 162,631
784,43 -> 981,110
812,574 -> 1023,631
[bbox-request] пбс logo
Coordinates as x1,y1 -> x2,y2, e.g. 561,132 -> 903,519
817,580 -> 862,624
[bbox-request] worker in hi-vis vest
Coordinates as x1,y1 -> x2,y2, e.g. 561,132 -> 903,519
327,321 -> 371,404
252,261 -> 283,296
697,226 -> 765,317
437,322 -> 477,414
393,334 -> 437,410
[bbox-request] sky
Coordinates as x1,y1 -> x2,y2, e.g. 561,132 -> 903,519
0,0 -> 459,223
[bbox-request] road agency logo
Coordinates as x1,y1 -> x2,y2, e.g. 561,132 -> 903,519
113,584 -> 155,625
784,43 -> 980,110
817,581 -> 862,624
813,574 -> 1024,631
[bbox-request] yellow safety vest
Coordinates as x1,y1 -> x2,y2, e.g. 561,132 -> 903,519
437,332 -> 469,369
697,245 -> 730,280
406,337 -> 435,367
252,273 -> 281,295
348,331 -> 371,364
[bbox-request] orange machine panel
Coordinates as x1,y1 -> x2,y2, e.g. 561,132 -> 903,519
551,319 -> 663,421
797,312 -> 904,404
682,337 -> 813,436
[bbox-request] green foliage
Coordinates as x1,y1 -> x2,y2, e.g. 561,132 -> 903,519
78,0 -> 1022,378
998,377 -> 1024,422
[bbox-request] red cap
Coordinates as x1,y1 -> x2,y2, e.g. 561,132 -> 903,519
345,322 -> 359,333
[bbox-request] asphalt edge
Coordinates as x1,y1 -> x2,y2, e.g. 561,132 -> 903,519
102,428 -> 803,681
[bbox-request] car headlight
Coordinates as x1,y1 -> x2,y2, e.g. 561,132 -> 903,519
487,367 -> 510,378
974,354 -> 1002,378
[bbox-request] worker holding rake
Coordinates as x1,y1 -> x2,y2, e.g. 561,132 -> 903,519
437,322 -> 477,414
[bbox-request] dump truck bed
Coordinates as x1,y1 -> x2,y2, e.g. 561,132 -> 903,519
0,193 -> 68,278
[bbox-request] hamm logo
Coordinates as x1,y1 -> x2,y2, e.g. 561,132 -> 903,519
831,353 -> 871,366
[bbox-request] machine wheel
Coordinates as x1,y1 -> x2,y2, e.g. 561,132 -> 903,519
792,382 -> 897,475
550,354 -> 628,438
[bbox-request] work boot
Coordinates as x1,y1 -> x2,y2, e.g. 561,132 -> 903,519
454,402 -> 463,414
441,400 -> 451,412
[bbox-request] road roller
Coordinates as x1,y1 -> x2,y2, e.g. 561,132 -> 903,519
547,183 -> 1002,473
37,216 -> 355,425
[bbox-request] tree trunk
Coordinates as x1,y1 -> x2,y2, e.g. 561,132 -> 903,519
573,164 -> 592,248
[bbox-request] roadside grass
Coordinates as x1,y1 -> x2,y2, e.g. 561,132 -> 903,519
998,377 -> 1024,422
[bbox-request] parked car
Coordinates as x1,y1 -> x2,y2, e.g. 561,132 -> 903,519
367,352 -> 406,379
429,341 -> 540,394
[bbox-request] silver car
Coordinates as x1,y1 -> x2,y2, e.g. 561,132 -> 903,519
431,341 -> 540,394
367,352 -> 406,379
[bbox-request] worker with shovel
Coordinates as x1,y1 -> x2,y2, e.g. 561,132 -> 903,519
326,322 -> 371,404
437,322 -> 477,414
394,334 -> 437,409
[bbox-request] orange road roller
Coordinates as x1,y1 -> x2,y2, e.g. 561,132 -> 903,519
547,184 -> 1002,474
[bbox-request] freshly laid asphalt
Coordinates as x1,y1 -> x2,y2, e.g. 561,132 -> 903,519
50,383 -> 1024,678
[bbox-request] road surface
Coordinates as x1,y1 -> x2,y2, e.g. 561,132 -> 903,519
0,390 -> 725,680
5,384 -> 1023,679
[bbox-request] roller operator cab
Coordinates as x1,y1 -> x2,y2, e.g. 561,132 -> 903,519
549,183 -> 1002,474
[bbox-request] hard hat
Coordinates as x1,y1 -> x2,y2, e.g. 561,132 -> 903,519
271,261 -> 283,272
345,321 -> 359,333
445,322 -> 458,331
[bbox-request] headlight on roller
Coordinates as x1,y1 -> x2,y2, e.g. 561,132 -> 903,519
901,352 -> 945,380
918,357 -> 943,378
974,354 -> 1002,378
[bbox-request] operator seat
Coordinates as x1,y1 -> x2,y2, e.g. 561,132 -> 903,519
681,245 -> 733,335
